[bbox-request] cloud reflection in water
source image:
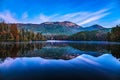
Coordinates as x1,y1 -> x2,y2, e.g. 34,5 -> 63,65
0,54 -> 120,80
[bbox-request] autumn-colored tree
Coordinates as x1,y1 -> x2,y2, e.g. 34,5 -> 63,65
35,33 -> 42,40
10,24 -> 19,41
0,20 -> 10,41
0,19 -> 46,42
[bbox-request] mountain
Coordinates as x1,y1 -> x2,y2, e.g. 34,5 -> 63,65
83,24 -> 105,31
17,21 -> 82,35
16,21 -> 108,36
42,21 -> 80,27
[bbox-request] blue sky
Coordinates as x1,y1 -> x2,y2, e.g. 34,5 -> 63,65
0,0 -> 120,28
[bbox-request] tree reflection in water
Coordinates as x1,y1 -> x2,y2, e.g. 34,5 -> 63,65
69,42 -> 120,58
0,41 -> 120,60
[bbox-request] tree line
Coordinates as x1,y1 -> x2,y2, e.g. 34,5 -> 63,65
107,25 -> 120,42
68,25 -> 120,42
0,21 -> 46,42
68,30 -> 107,41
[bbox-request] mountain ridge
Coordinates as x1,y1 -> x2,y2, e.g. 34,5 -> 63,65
10,21 -> 108,35
83,24 -> 105,31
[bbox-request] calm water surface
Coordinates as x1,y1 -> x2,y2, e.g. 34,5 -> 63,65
0,40 -> 120,80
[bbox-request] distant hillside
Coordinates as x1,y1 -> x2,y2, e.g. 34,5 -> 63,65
16,21 -> 110,35
0,20 -> 119,41
68,25 -> 120,41
83,24 -> 105,31
17,21 -> 82,35
68,30 -> 108,41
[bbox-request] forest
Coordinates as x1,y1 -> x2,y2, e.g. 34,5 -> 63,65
68,25 -> 120,42
0,18 -> 120,42
0,21 -> 46,42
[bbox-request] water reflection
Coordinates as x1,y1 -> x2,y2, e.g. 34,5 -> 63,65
0,41 -> 120,59
0,54 -> 120,80
69,42 -> 120,58
0,41 -> 120,80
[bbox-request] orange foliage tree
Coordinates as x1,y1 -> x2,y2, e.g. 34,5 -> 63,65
10,24 -> 19,41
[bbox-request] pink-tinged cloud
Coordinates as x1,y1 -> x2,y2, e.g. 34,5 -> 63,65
0,11 -> 18,23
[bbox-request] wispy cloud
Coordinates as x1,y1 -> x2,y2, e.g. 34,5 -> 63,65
102,19 -> 120,28
22,12 -> 28,19
0,11 -> 19,23
27,8 -> 110,25
78,12 -> 110,25
39,14 -> 50,22
0,8 -> 111,27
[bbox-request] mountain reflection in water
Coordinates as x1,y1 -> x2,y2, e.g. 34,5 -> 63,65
0,54 -> 120,80
0,41 -> 120,59
0,41 -> 120,80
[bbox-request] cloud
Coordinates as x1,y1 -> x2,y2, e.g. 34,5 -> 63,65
22,12 -> 28,19
0,11 -> 19,23
44,8 -> 110,25
27,8 -> 110,25
113,19 -> 120,24
55,12 -> 89,21
57,8 -> 110,26
78,12 -> 110,25
39,14 -> 50,22
0,8 -> 110,26
102,19 -> 120,28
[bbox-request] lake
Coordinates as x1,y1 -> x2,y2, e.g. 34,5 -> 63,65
0,40 -> 120,80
